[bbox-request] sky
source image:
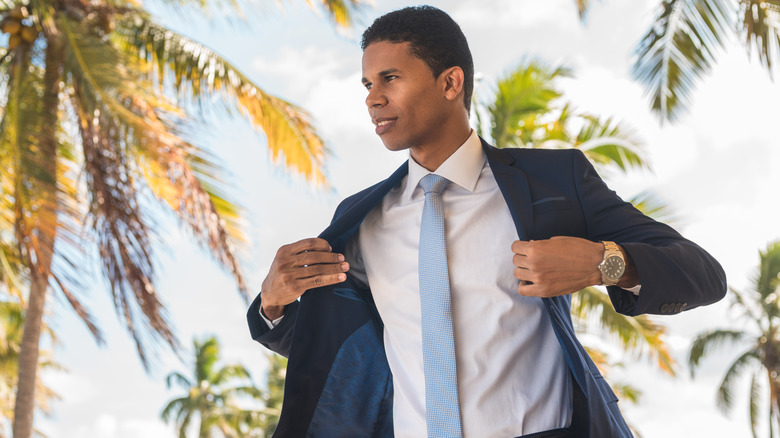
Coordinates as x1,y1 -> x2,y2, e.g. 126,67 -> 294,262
24,0 -> 780,437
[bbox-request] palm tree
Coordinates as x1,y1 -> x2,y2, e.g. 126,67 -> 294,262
689,241 -> 780,438
475,58 -> 677,393
216,352 -> 287,437
477,59 -> 645,172
0,1 -> 365,436
575,0 -> 780,122
161,336 -> 266,438
1,220 -> 60,438
0,300 -> 60,438
256,353 -> 286,436
213,352 -> 286,438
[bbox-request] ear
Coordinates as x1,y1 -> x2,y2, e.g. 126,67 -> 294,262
440,66 -> 465,103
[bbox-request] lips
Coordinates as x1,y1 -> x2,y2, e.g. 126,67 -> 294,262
373,117 -> 397,135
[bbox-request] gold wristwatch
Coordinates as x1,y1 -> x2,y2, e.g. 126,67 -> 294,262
598,241 -> 626,286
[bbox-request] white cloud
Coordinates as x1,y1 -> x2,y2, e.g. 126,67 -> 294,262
252,45 -> 361,104
454,0 -> 574,28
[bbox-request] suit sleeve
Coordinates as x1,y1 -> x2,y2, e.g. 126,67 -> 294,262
247,292 -> 299,358
570,149 -> 727,316
245,195 -> 360,357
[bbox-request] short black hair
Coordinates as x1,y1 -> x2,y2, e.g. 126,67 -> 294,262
361,5 -> 474,112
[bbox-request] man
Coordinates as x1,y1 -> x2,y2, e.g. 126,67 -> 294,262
247,5 -> 726,437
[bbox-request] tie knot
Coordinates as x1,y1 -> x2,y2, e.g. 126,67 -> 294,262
420,174 -> 450,195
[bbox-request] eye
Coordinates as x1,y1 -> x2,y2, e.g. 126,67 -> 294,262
363,82 -> 373,91
384,75 -> 397,82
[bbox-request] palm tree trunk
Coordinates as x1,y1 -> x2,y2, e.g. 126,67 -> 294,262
12,34 -> 63,438
772,377 -> 780,438
12,273 -> 47,438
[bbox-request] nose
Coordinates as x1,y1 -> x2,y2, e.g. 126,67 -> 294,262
365,84 -> 387,109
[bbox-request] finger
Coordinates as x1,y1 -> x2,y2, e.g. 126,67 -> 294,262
287,237 -> 332,255
512,253 -> 528,268
513,267 -> 533,282
293,251 -> 345,268
511,240 -> 530,254
300,272 -> 348,290
297,262 -> 350,280
517,282 -> 539,296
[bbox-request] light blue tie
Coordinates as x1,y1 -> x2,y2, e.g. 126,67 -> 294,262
418,174 -> 463,437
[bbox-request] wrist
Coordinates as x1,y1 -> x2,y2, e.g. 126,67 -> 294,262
590,241 -> 606,286
261,301 -> 284,320
616,246 -> 639,289
598,241 -> 626,286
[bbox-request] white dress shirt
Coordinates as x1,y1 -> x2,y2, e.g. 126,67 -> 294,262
345,131 -> 572,437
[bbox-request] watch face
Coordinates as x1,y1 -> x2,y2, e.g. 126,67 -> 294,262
604,255 -> 626,281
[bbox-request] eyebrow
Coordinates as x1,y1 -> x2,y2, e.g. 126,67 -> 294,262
361,68 -> 400,84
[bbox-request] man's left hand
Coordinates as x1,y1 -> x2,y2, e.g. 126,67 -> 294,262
511,236 -> 604,297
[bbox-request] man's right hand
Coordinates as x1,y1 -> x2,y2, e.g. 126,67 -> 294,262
261,238 -> 349,320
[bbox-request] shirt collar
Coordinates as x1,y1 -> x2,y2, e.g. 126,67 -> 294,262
403,130 -> 486,201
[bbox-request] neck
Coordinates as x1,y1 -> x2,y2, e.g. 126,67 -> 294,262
410,118 -> 472,172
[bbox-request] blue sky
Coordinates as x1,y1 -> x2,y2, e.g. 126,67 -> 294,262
28,0 -> 780,437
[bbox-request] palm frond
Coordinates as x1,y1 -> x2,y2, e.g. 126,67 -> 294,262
488,59 -> 572,148
59,14 -> 176,140
114,16 -> 327,185
64,13 -> 249,301
750,371 -> 761,438
162,336 -> 269,437
0,240 -> 25,299
583,345 -> 609,373
307,0 -> 366,27
137,141 -> 250,299
194,336 -> 219,381
59,13 -> 264,367
569,114 -> 646,172
51,273 -> 104,345
160,396 -> 188,423
177,409 -> 194,438
628,191 -> 677,225
611,382 -> 642,404
739,0 -> 780,75
149,0 -> 245,20
165,371 -> 192,390
755,241 -> 780,299
74,91 -> 178,369
221,384 -> 264,400
716,348 -> 761,413
47,132 -> 94,305
573,287 -> 676,375
574,0 -> 595,21
0,42 -> 62,283
730,286 -> 763,327
631,0 -> 733,122
689,329 -> 747,375
213,364 -> 251,385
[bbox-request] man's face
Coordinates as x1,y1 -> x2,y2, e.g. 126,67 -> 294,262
361,41 -> 449,152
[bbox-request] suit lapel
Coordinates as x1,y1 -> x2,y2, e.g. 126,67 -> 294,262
482,140 -> 589,391
482,140 -> 533,241
319,161 -> 409,252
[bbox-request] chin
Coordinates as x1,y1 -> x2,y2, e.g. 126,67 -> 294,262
379,138 -> 411,152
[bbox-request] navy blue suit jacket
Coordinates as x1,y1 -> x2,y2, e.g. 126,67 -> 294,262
248,140 -> 727,437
